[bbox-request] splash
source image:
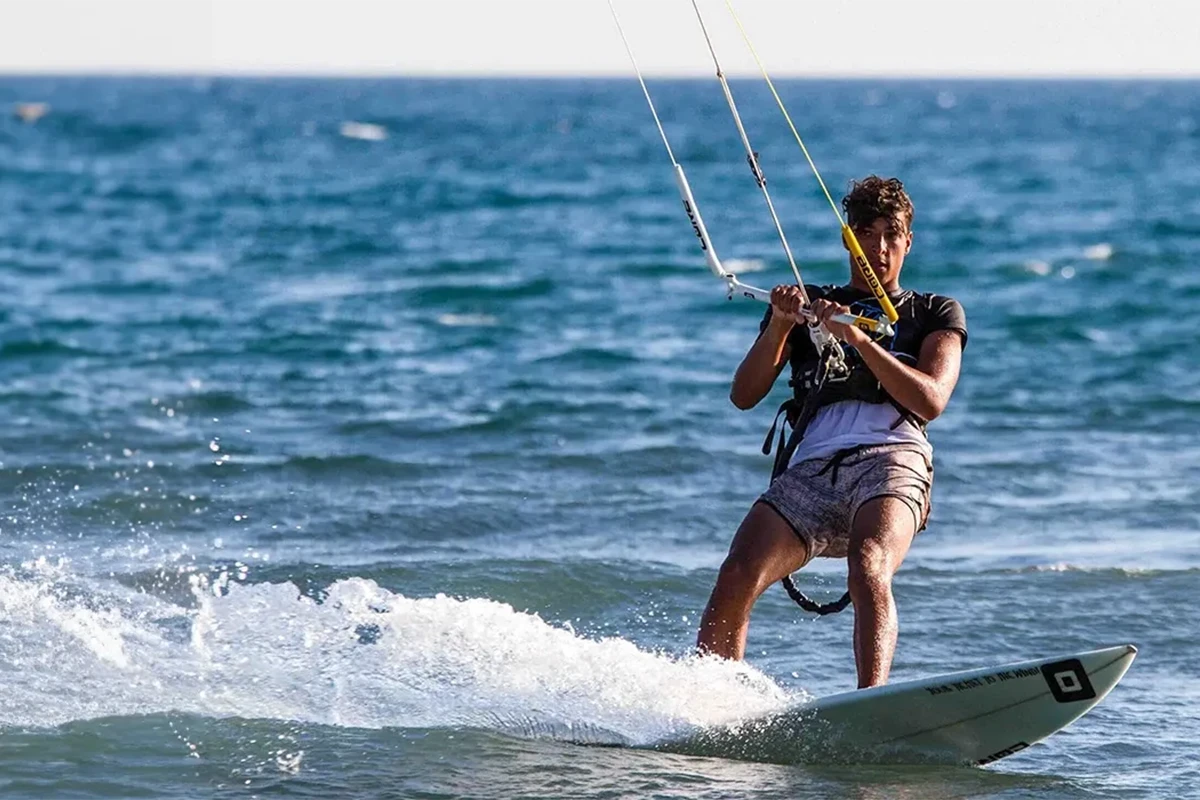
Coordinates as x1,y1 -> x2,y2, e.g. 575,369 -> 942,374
0,565 -> 794,746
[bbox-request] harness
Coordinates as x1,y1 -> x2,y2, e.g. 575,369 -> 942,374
760,340 -> 855,615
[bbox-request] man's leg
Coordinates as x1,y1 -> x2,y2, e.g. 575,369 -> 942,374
847,496 -> 919,688
696,502 -> 810,660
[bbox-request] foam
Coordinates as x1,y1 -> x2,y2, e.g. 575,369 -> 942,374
0,566 -> 795,746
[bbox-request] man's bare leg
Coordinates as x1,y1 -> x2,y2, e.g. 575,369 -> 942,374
696,502 -> 810,660
847,496 -> 918,688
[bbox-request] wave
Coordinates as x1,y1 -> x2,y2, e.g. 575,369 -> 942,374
1013,563 -> 1200,577
0,339 -> 96,358
904,563 -> 1200,579
151,389 -> 254,415
268,454 -> 431,480
436,313 -> 499,327
46,113 -> 172,154
530,347 -> 639,368
407,277 -> 557,305
0,566 -> 792,745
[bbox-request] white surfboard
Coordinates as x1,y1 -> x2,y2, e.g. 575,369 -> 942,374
658,644 -> 1136,765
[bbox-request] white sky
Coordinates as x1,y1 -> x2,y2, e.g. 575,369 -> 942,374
0,0 -> 1196,77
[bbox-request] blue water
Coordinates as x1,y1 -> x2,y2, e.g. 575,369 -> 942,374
0,75 -> 1197,798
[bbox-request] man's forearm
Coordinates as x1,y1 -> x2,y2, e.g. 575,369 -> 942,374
853,337 -> 946,421
731,321 -> 791,409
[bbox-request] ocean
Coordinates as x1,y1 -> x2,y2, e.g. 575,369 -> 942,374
0,75 -> 1196,798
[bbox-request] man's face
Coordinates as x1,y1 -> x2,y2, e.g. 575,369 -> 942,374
850,216 -> 911,285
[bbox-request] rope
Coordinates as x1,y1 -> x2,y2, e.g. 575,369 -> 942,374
721,0 -> 842,222
605,0 -> 678,165
607,2 -> 858,616
687,0 -> 805,294
721,0 -> 899,324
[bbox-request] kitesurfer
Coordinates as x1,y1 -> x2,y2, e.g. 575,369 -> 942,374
697,176 -> 967,688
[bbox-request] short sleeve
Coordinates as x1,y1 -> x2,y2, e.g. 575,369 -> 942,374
927,295 -> 968,350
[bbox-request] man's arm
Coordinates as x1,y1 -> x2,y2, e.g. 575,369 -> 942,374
730,285 -> 806,409
731,317 -> 791,409
850,330 -> 963,421
811,299 -> 963,421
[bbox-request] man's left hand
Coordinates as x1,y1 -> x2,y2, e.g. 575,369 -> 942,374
809,298 -> 870,347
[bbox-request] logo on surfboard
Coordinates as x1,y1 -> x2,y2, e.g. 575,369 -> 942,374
1041,658 -> 1097,703
978,742 -> 1030,765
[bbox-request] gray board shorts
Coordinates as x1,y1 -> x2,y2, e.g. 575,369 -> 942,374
758,443 -> 934,564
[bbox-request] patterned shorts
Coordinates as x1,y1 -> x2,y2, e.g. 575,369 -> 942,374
758,444 -> 933,564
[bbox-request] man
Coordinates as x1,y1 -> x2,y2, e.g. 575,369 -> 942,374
696,176 -> 967,688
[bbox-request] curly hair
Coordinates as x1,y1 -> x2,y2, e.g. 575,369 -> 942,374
841,176 -> 914,234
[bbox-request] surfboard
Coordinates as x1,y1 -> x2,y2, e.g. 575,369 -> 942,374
657,644 -> 1136,765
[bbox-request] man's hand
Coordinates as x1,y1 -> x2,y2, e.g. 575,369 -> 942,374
810,298 -> 869,347
769,285 -> 807,328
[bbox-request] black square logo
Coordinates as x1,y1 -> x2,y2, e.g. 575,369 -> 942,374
1041,658 -> 1097,703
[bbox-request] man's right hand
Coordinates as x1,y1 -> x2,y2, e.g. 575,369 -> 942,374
769,285 -> 808,328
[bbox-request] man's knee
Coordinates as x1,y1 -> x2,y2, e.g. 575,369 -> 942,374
716,548 -> 771,597
848,497 -> 916,587
714,503 -> 809,600
847,537 -> 894,595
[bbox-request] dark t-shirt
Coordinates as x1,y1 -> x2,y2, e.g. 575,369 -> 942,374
759,284 -> 968,376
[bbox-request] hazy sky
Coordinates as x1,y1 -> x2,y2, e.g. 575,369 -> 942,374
0,0 -> 1196,77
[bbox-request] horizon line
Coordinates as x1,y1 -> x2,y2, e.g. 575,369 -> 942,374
1,69 -> 1198,81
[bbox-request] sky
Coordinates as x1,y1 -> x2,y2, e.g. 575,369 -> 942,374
0,0 -> 1196,78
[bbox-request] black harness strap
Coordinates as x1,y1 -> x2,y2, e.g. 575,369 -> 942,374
766,340 -> 852,616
